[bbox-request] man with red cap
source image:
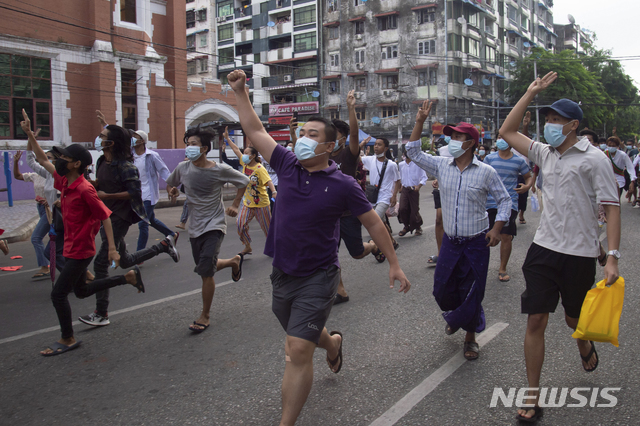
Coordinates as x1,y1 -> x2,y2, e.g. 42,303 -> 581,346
405,101 -> 511,361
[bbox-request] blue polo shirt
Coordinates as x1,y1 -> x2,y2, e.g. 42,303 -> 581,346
484,152 -> 530,211
265,144 -> 373,276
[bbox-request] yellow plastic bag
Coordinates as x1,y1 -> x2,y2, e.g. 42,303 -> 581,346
572,277 -> 624,347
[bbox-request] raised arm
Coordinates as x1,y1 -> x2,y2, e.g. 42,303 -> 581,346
289,116 -> 298,146
20,109 -> 55,176
12,150 -> 24,181
347,90 -> 360,157
224,126 -> 244,160
409,100 -> 432,142
500,72 -> 558,157
96,110 -> 109,128
228,70 -> 278,163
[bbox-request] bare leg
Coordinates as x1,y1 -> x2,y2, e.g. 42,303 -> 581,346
191,276 -> 215,330
336,275 -> 348,298
499,234 -> 512,277
280,335 -> 318,426
517,313 -> 548,419
216,255 -> 241,274
565,314 -> 598,370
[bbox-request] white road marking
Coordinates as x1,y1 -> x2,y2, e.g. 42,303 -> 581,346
0,279 -> 236,345
369,322 -> 509,426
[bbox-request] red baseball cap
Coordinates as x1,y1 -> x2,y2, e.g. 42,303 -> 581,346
443,122 -> 480,144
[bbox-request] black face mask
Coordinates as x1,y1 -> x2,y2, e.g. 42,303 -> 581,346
55,158 -> 71,176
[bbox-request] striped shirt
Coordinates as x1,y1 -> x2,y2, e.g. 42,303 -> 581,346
406,140 -> 511,237
483,152 -> 530,211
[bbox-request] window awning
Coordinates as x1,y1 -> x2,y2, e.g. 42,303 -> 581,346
461,0 -> 486,13
508,29 -> 524,38
413,99 -> 439,104
376,102 -> 398,107
323,21 -> 340,27
374,68 -> 400,74
411,63 -> 438,70
374,11 -> 399,18
263,54 -> 317,65
348,16 -> 366,22
347,71 -> 367,76
189,29 -> 210,35
411,3 -> 437,11
325,105 -> 340,110
321,74 -> 341,80
263,82 -> 318,91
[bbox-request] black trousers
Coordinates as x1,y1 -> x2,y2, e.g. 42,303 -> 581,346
93,216 -> 164,316
398,187 -> 423,232
51,257 -> 128,339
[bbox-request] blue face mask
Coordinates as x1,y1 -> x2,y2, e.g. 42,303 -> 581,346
294,136 -> 328,161
241,154 -> 251,164
478,149 -> 485,156
131,137 -> 138,147
333,138 -> 344,152
599,143 -> 607,150
544,121 -> 573,148
496,139 -> 509,151
447,139 -> 471,158
444,136 -> 451,144
185,146 -> 203,161
94,136 -> 104,152
286,146 -> 293,152
607,146 -> 617,154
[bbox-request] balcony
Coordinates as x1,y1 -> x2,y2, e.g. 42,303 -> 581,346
268,0 -> 291,11
268,21 -> 292,37
235,54 -> 253,67
235,29 -> 253,43
266,46 -> 293,62
235,5 -> 252,19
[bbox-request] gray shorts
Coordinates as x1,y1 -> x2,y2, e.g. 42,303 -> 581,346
271,265 -> 340,344
373,202 -> 389,220
190,230 -> 224,277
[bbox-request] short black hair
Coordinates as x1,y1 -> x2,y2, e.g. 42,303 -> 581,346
307,116 -> 337,142
579,129 -> 599,141
607,136 -> 621,147
106,125 -> 133,162
332,119 -> 350,139
246,146 -> 261,163
183,125 -> 214,153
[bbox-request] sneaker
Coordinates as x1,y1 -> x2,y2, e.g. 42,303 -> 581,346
79,312 -> 110,327
163,233 -> 180,262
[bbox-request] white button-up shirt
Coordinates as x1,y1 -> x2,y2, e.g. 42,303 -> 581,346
399,160 -> 428,187
406,140 -> 511,237
528,137 -> 619,257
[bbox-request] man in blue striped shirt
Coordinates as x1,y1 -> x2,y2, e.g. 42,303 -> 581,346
406,101 -> 511,361
484,139 -> 533,282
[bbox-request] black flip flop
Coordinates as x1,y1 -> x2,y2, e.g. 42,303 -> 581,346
516,406 -> 543,423
189,322 -> 209,333
232,253 -> 244,282
463,341 -> 479,361
132,266 -> 145,293
41,340 -> 82,357
327,331 -> 343,373
580,341 -> 599,372
333,294 -> 350,305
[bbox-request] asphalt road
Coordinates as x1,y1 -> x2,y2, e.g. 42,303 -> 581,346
0,194 -> 638,426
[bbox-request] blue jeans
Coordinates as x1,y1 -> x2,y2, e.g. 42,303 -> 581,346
137,200 -> 175,251
32,203 -> 50,267
180,202 -> 189,223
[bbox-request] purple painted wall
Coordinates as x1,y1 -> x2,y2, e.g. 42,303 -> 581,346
0,149 -> 187,203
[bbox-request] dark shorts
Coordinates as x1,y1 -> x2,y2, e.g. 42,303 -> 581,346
521,243 -> 596,318
271,265 -> 340,344
432,189 -> 441,210
340,214 -> 365,258
190,230 -> 224,277
487,208 -> 518,236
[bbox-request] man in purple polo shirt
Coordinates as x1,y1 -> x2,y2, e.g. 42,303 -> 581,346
228,69 -> 410,426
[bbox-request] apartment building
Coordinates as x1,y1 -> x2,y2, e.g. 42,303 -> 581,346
319,0 -> 557,143
554,21 -> 593,55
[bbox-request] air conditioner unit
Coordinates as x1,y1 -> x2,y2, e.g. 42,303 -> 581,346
356,63 -> 364,69
383,90 -> 391,96
283,74 -> 293,82
359,121 -> 365,127
452,51 -> 463,58
354,92 -> 361,99
355,34 -> 363,40
217,17 -> 225,22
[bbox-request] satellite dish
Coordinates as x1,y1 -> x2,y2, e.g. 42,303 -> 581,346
464,78 -> 474,86
267,21 -> 276,27
568,14 -> 575,24
371,116 -> 381,124
523,41 -> 531,48
509,61 -> 517,68
482,78 -> 491,86
311,91 -> 320,98
457,17 -> 466,25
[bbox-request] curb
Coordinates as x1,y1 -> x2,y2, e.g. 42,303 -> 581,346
4,214 -> 40,244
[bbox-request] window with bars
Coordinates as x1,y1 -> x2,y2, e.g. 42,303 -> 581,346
381,45 -> 398,60
197,9 -> 207,21
447,65 -> 462,84
356,108 -> 365,120
187,34 -> 196,51
294,60 -> 318,79
328,0 -> 338,13
200,34 -> 208,47
187,61 -> 196,76
485,45 -> 496,63
466,38 -> 479,56
294,33 -> 316,52
0,53 -> 52,139
121,69 -> 137,131
381,74 -> 398,89
219,47 -> 234,64
121,0 -> 136,24
418,40 -> 436,55
378,15 -> 397,31
199,58 -> 208,73
355,50 -> 365,64
218,24 -> 233,40
448,33 -> 462,51
355,21 -> 365,34
330,54 -> 340,67
329,80 -> 340,94
418,70 -> 437,86
328,26 -> 339,40
218,0 -> 233,17
417,9 -> 435,24
381,106 -> 398,118
356,77 -> 366,90
294,5 -> 316,26
330,110 -> 340,120
186,10 -> 195,29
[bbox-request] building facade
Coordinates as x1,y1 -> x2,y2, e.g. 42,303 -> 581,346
0,0 -> 237,151
319,0 -> 557,143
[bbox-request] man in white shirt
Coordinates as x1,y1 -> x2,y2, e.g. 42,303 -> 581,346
500,72 -> 621,423
604,135 -> 636,198
132,130 -> 178,252
397,150 -> 427,236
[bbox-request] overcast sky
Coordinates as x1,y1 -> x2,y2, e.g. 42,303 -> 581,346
552,0 -> 640,88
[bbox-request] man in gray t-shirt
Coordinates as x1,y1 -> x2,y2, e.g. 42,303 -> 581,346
166,127 -> 249,333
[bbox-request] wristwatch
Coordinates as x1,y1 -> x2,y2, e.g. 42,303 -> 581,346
607,250 -> 621,260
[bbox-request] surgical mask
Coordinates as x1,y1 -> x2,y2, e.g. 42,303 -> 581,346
478,149 -> 485,156
131,137 -> 138,147
333,138 -> 344,152
94,136 -> 103,152
241,154 -> 251,164
607,146 -> 617,154
496,139 -> 509,151
544,122 -> 573,148
376,152 -> 385,158
447,139 -> 471,158
599,144 -> 607,150
55,158 -> 70,176
294,136 -> 327,161
444,136 -> 451,144
185,146 -> 203,161
286,146 -> 293,152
